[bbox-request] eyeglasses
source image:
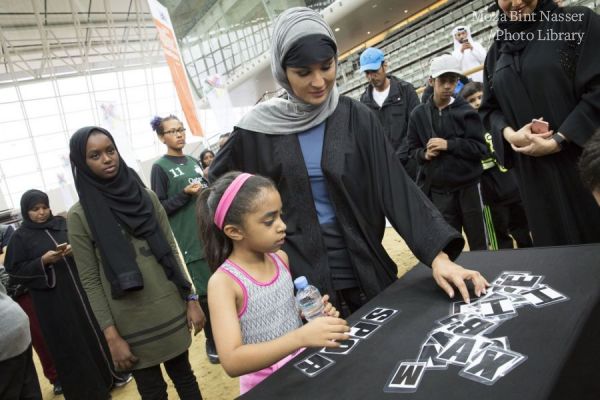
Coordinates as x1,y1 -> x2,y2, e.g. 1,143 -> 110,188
164,128 -> 186,135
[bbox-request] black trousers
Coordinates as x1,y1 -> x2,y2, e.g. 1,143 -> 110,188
489,201 -> 533,249
198,295 -> 214,343
431,183 -> 487,251
0,346 -> 42,400
131,350 -> 202,400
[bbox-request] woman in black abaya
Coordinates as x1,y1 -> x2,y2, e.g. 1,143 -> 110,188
5,190 -> 116,399
480,0 -> 600,246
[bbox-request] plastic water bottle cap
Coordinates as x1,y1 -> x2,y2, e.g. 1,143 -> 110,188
294,276 -> 308,290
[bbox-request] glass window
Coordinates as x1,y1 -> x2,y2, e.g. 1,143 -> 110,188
127,102 -> 151,119
156,98 -> 177,114
153,82 -> 177,98
57,76 -> 88,95
24,98 -> 60,118
152,66 -> 171,83
29,115 -> 64,136
42,166 -> 66,189
20,80 -> 55,100
34,134 -> 69,154
0,139 -> 34,161
65,110 -> 97,132
0,102 -> 24,123
0,87 -> 18,104
61,93 -> 93,113
131,130 -> 155,147
94,89 -> 123,105
133,144 -> 159,162
125,86 -> 149,103
123,69 -> 149,87
1,155 -> 39,176
0,120 -> 29,142
5,171 -> 45,203
92,72 -> 120,91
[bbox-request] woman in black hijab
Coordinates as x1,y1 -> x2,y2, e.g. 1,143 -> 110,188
67,127 -> 205,400
5,189 -> 115,399
480,0 -> 600,245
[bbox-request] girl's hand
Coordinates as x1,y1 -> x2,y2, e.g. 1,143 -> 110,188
184,183 -> 201,195
296,317 -> 349,348
186,300 -> 206,336
321,294 -> 340,318
41,250 -> 63,266
105,329 -> 139,370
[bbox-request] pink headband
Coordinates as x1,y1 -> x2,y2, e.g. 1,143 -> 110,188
214,173 -> 253,230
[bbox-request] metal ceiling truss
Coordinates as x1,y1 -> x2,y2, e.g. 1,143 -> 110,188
0,0 -> 164,86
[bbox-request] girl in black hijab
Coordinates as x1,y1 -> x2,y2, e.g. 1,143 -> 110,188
5,189 -> 116,399
67,127 -> 205,399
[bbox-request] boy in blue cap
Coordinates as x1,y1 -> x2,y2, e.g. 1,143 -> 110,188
359,47 -> 420,179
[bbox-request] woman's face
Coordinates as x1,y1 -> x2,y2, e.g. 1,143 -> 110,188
285,57 -> 336,106
202,151 -> 215,168
28,202 -> 51,224
85,132 -> 120,179
498,0 -> 538,20
160,119 -> 186,151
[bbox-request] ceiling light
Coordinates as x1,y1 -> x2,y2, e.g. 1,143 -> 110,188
367,31 -> 371,34
334,27 -> 340,32
404,9 -> 408,13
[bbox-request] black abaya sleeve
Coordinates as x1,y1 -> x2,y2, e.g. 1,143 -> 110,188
479,44 -> 512,167
208,129 -> 245,182
357,104 -> 464,266
4,232 -> 56,290
557,8 -> 600,147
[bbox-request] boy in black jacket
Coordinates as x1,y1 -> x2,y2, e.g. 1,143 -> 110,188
407,54 -> 488,250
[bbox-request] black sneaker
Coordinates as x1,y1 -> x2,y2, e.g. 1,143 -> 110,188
206,339 -> 220,364
113,372 -> 133,388
53,381 -> 63,395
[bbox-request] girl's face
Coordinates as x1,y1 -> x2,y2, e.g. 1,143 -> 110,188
235,187 -> 287,254
202,152 -> 215,168
285,57 -> 336,106
85,132 -> 120,179
160,119 -> 186,151
466,91 -> 483,110
498,0 -> 538,20
28,202 -> 51,224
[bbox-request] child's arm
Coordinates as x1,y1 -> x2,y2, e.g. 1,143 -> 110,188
150,163 -> 197,216
208,271 -> 350,377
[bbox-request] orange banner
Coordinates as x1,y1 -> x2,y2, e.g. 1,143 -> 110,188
148,0 -> 204,136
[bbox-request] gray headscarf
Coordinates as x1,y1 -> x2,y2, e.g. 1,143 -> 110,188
236,7 -> 339,135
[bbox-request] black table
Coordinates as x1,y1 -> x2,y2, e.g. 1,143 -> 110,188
240,244 -> 600,399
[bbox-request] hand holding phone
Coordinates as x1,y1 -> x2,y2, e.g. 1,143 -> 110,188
531,118 -> 550,134
56,243 -> 68,252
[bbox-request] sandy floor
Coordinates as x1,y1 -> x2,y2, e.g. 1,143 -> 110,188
36,228 -> 419,399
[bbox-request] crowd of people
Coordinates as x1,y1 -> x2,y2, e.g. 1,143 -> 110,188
1,0 -> 599,399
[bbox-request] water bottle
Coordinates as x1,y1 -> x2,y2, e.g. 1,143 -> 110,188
294,276 -> 324,321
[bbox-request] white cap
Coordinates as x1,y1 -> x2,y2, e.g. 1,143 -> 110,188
430,54 -> 462,78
